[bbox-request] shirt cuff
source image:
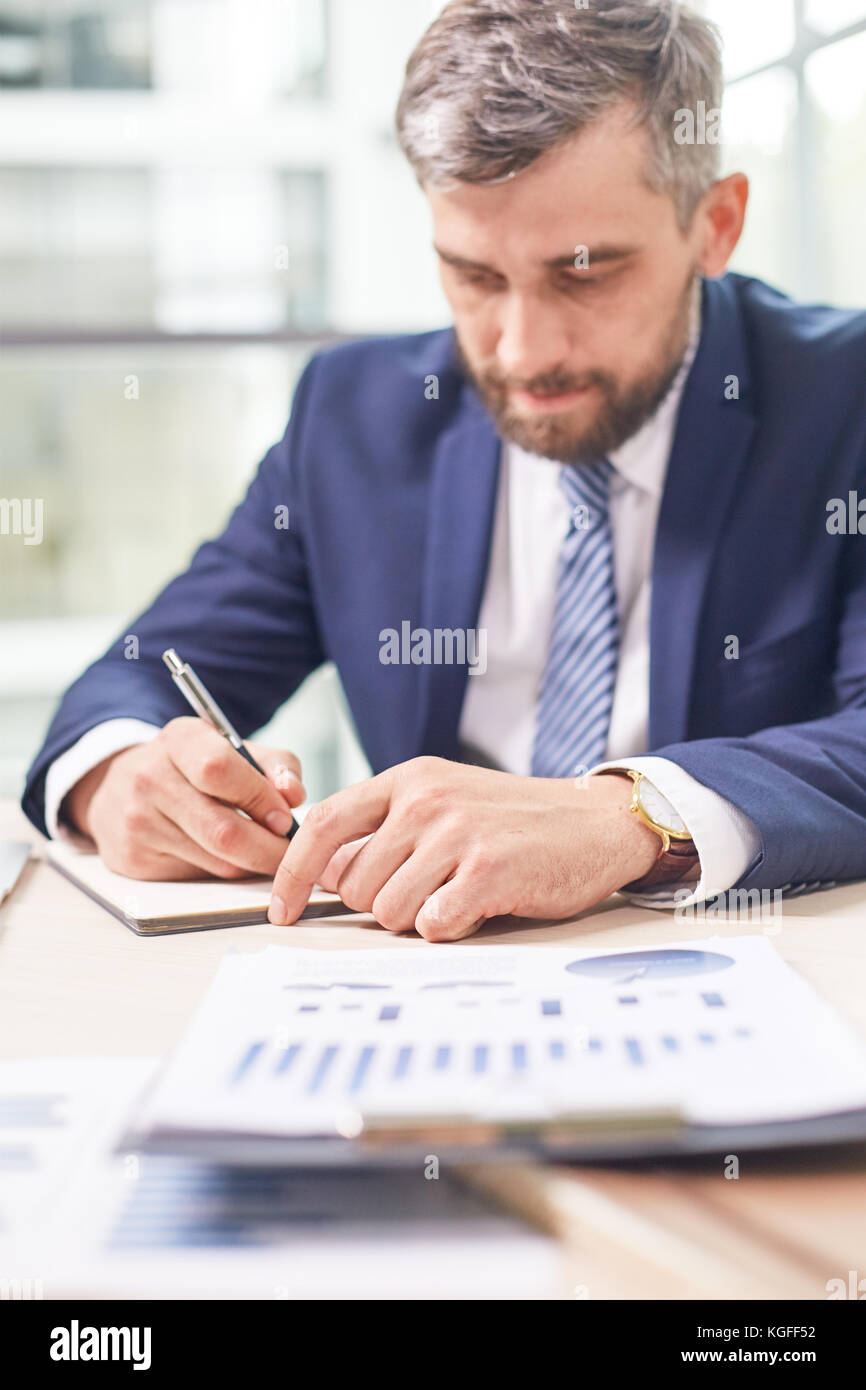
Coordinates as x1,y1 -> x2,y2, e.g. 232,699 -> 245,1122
592,754 -> 761,910
44,718 -> 162,842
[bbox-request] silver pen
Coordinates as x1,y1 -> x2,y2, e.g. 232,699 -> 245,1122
162,648 -> 299,840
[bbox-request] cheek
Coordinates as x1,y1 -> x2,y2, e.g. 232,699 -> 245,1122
450,300 -> 500,361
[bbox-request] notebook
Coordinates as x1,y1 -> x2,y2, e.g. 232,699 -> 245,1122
45,839 -> 355,935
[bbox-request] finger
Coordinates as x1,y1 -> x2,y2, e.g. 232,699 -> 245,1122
163,719 -> 298,836
414,873 -> 487,942
108,849 -> 224,882
370,846 -> 459,935
145,806 -> 258,880
335,827 -> 416,914
248,744 -> 306,807
100,799 -> 241,882
152,760 -> 288,875
317,837 -> 370,893
269,775 -> 394,924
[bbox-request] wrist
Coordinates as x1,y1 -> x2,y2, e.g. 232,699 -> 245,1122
62,754 -> 117,837
590,772 -> 661,886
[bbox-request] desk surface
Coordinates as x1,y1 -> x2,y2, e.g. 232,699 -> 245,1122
2,800 -> 865,1299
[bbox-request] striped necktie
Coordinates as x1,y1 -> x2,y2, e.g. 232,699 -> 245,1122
530,460 -> 619,778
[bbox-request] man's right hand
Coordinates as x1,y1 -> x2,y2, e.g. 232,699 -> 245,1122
63,717 -> 306,881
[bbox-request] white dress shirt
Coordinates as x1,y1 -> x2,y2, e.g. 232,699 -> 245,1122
45,312 -> 760,909
460,317 -> 760,906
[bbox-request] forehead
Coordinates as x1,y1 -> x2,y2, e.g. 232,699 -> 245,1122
426,103 -> 672,265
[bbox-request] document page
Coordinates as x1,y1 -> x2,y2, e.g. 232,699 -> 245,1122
134,936 -> 866,1140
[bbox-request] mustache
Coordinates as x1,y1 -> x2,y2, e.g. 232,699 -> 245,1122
476,365 -> 616,399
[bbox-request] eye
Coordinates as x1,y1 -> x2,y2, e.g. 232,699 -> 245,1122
454,268 -> 504,291
560,273 -> 602,291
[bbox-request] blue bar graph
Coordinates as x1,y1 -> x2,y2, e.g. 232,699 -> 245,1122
232,1042 -> 265,1085
541,1000 -> 561,1016
661,1035 -> 679,1053
307,1045 -> 339,1094
624,1038 -> 644,1066
512,1043 -> 528,1071
379,1005 -> 400,1022
393,1046 -> 413,1079
701,992 -> 725,1007
349,1046 -> 376,1094
472,1045 -> 489,1074
434,1045 -> 451,1071
549,1040 -> 565,1061
275,1044 -> 302,1075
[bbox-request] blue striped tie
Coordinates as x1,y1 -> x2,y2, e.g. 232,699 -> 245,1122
531,461 -> 619,778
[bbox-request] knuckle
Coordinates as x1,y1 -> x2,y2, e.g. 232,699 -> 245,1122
208,814 -> 243,858
198,749 -> 232,790
339,880 -> 374,914
128,766 -> 154,800
371,897 -> 410,934
464,845 -> 497,877
438,809 -> 470,841
121,803 -> 150,837
306,798 -> 337,835
406,755 -> 443,778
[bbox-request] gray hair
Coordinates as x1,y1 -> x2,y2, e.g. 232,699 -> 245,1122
396,0 -> 723,227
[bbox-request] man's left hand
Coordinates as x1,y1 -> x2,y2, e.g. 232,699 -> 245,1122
268,758 -> 660,940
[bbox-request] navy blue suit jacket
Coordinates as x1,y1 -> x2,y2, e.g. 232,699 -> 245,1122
22,273 -> 866,893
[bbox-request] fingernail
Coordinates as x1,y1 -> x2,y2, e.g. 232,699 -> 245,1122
278,772 -> 308,795
265,811 -> 294,836
268,895 -> 288,925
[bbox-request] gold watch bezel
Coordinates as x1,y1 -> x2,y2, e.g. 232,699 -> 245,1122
619,769 -> 693,853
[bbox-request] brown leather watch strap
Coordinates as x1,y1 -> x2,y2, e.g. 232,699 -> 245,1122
623,836 -> 701,892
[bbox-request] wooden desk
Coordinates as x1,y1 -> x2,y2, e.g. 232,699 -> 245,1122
2,799 -> 865,1300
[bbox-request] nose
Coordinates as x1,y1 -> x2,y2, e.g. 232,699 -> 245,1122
495,291 -> 572,383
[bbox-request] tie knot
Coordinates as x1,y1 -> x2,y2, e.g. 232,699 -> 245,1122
560,460 -> 613,533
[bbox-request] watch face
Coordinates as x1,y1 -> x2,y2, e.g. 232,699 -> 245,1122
638,779 -> 687,836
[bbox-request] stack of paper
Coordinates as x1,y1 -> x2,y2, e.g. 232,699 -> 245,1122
127,937 -> 866,1160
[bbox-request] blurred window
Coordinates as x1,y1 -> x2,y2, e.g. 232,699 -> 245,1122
705,0 -> 866,303
0,0 -> 327,95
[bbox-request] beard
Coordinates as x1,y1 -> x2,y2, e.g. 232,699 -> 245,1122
457,273 -> 699,465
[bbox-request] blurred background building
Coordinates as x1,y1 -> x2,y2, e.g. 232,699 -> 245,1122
2,0 -> 865,802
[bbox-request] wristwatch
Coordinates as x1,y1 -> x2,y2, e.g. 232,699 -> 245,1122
604,769 -> 701,891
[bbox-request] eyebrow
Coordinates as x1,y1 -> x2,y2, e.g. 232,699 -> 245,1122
434,244 -> 638,272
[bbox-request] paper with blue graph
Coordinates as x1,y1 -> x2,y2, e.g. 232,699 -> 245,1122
131,936 -> 866,1157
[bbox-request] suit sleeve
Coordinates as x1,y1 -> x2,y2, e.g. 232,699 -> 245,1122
654,519 -> 866,892
22,355 -> 327,836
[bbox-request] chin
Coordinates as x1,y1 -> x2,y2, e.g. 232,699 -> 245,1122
499,409 -> 603,465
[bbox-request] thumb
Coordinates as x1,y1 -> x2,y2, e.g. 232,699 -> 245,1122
247,744 -> 306,807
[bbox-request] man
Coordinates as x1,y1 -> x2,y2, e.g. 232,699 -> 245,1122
22,0 -> 866,941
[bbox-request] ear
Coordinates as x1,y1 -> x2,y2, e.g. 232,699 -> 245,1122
695,173 -> 749,278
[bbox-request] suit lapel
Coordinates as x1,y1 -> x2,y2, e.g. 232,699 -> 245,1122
414,388 -> 501,758
649,275 -> 757,747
